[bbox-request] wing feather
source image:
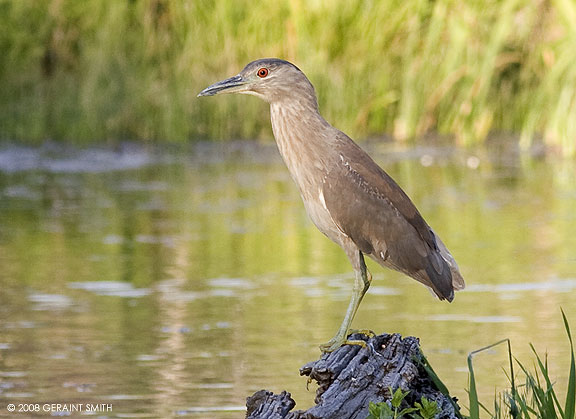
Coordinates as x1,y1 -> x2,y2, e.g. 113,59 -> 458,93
322,133 -> 460,300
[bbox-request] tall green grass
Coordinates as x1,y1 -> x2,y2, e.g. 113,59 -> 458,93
467,310 -> 575,419
1,0 -> 575,154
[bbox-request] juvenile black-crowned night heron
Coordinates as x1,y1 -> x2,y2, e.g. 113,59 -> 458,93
198,58 -> 465,352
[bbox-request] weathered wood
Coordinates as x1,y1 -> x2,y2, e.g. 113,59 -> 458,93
246,390 -> 297,419
246,332 -> 461,419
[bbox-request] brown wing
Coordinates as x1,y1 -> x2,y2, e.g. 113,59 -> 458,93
322,133 -> 455,301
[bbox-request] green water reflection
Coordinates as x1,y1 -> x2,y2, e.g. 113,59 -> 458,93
0,142 -> 575,417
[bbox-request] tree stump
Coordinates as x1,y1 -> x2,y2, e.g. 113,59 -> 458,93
246,332 -> 462,419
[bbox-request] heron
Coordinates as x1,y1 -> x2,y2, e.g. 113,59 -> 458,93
198,58 -> 465,352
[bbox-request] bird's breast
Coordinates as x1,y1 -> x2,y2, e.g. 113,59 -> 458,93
270,103 -> 349,244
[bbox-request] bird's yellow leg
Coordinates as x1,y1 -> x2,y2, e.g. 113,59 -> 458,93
319,255 -> 372,353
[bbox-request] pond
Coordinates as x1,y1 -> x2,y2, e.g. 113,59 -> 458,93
0,140 -> 575,417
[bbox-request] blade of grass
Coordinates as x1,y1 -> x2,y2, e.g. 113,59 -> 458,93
500,367 -> 519,419
530,343 -> 564,417
467,339 -> 513,419
562,309 -> 575,419
467,353 -> 480,419
515,358 -> 545,416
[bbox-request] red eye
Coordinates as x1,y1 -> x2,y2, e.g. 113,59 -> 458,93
257,68 -> 269,78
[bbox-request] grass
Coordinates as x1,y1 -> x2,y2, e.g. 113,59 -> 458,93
364,309 -> 574,419
1,0 -> 576,154
367,388 -> 439,419
467,309 -> 575,419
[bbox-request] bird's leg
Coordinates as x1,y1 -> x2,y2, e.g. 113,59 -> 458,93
319,251 -> 372,353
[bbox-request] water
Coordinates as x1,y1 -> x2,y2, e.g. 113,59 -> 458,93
0,141 -> 575,417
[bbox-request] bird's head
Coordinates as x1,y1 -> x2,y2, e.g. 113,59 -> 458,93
198,58 -> 316,105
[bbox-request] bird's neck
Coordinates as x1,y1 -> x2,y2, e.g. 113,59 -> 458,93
269,99 -> 334,196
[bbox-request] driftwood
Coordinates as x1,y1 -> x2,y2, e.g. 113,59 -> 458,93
246,332 -> 461,419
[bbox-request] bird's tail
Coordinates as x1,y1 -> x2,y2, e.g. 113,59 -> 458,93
435,235 -> 465,291
421,233 -> 465,302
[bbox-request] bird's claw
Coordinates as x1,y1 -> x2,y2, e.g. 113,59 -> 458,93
344,339 -> 368,349
319,336 -> 368,353
348,329 -> 375,338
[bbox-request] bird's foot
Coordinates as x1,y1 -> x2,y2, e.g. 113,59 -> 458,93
348,329 -> 375,338
319,335 -> 367,353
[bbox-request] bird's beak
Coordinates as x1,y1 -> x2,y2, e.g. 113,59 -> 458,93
197,75 -> 248,97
